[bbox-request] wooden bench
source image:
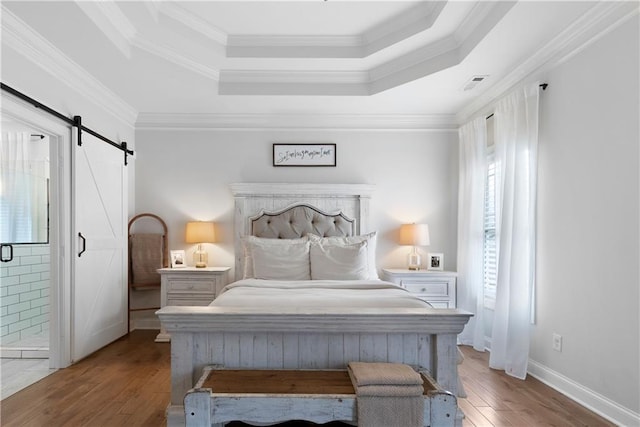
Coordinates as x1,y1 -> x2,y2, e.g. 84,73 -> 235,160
184,366 -> 458,427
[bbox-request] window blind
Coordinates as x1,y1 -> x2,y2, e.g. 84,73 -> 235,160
483,150 -> 498,297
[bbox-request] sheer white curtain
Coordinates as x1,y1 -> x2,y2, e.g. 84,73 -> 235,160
490,82 -> 540,379
457,117 -> 487,351
0,132 -> 32,243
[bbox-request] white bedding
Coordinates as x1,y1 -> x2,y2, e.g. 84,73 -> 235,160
211,279 -> 431,309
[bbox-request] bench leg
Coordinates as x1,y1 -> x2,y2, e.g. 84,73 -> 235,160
430,392 -> 458,427
184,388 -> 212,427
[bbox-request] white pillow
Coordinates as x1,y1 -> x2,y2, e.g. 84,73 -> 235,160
307,232 -> 379,279
242,236 -> 308,279
251,240 -> 311,280
310,241 -> 368,280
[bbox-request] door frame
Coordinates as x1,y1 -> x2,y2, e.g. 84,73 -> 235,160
1,93 -> 72,368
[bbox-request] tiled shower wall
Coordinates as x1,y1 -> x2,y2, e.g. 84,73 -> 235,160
0,244 -> 50,345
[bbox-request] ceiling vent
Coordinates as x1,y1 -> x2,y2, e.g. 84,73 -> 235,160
462,75 -> 489,91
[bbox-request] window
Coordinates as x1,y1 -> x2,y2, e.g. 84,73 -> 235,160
483,115 -> 498,308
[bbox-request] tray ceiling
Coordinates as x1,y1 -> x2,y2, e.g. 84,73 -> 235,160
1,1 -> 636,125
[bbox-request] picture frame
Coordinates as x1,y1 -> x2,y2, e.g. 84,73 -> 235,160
170,250 -> 187,268
273,143 -> 336,167
427,253 -> 444,271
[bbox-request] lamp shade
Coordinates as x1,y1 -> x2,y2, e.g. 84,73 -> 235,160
399,223 -> 430,246
185,221 -> 216,244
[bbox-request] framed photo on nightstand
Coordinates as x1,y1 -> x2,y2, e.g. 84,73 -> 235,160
170,250 -> 187,268
427,253 -> 444,271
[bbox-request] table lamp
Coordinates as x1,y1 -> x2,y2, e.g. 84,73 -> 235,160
399,223 -> 430,270
185,221 -> 216,268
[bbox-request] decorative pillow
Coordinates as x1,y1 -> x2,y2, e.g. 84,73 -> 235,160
310,240 -> 369,280
251,240 -> 311,280
242,236 -> 308,279
307,231 -> 379,279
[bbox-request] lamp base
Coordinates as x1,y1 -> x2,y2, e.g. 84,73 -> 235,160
407,249 -> 421,271
193,246 -> 208,268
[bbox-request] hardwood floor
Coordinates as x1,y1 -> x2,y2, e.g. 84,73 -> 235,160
1,330 -> 170,426
0,330 -> 614,426
457,346 -> 614,427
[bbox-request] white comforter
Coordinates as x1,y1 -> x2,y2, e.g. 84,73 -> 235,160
211,279 -> 430,309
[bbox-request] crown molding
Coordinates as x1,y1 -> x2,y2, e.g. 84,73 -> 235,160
131,36 -> 220,81
227,36 -> 364,59
76,0 -> 222,80
370,1 -> 515,94
456,1 -> 640,124
229,35 -> 362,48
156,1 -> 227,46
1,6 -> 138,127
369,35 -> 458,82
454,0 -> 507,45
32,0 -> 511,98
75,1 -> 137,59
218,70 -> 370,95
61,1 -> 504,96
226,1 -> 445,59
362,1 -> 445,57
220,70 -> 369,85
135,113 -> 458,131
219,2 -> 513,96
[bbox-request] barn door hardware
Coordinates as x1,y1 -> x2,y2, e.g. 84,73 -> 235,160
78,232 -> 86,258
1,83 -> 134,166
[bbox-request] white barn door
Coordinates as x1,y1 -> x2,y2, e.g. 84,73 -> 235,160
72,128 -> 127,361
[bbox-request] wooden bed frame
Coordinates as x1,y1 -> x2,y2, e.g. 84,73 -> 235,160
157,183 -> 472,426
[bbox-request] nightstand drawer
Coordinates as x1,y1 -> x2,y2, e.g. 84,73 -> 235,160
382,269 -> 457,309
402,280 -> 449,297
167,295 -> 215,306
167,278 -> 217,293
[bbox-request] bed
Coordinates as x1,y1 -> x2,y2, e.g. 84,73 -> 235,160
157,183 -> 472,426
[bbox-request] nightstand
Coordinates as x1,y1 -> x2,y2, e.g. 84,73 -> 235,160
382,268 -> 457,308
155,266 -> 230,342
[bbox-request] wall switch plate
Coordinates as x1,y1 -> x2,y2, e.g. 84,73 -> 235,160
552,333 -> 562,352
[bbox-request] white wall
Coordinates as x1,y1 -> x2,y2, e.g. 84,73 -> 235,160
134,129 -> 459,279
531,17 -> 639,420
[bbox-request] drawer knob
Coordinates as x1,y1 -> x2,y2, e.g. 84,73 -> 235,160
421,288 -> 426,292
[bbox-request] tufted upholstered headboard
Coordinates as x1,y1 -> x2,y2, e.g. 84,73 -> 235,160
251,203 -> 355,239
230,183 -> 374,281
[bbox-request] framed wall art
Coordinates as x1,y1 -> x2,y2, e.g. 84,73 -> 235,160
273,143 -> 336,167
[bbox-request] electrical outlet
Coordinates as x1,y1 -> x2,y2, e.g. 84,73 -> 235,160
552,333 -> 562,352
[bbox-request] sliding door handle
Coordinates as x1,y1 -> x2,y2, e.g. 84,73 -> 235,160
0,244 -> 13,263
78,232 -> 86,257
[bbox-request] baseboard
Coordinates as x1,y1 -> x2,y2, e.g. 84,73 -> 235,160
130,317 -> 161,331
528,359 -> 640,426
